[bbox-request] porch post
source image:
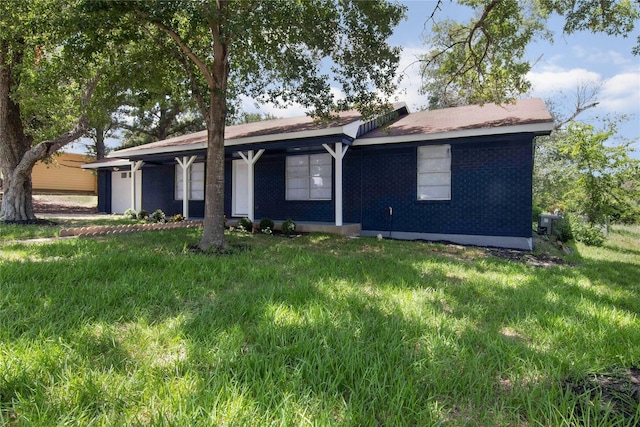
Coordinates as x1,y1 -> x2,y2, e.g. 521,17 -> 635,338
322,142 -> 349,226
238,149 -> 265,221
175,156 -> 197,219
130,160 -> 144,211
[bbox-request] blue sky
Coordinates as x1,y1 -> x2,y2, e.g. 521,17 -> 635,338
68,0 -> 639,155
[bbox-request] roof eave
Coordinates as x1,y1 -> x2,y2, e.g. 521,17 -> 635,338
81,158 -> 133,169
352,121 -> 555,146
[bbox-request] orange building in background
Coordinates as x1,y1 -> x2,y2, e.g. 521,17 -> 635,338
31,153 -> 97,195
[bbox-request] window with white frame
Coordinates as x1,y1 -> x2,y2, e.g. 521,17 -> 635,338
286,153 -> 332,200
417,144 -> 451,200
175,162 -> 205,200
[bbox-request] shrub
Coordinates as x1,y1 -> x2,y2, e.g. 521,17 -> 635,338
169,214 -> 184,222
532,203 -> 543,223
281,219 -> 296,235
552,216 -> 573,243
123,208 -> 137,219
569,215 -> 605,246
151,209 -> 166,223
238,217 -> 253,232
137,209 -> 149,220
259,218 -> 274,233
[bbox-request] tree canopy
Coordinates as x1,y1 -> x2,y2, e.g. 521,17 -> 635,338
88,0 -> 406,250
421,0 -> 640,107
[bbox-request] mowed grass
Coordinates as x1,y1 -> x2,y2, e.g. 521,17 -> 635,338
1,225 -> 639,425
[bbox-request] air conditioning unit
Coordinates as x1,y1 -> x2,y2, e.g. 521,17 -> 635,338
537,214 -> 561,235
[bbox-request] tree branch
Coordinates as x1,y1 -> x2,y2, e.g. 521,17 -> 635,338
133,8 -> 214,88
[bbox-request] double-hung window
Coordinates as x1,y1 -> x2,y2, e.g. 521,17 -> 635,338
175,162 -> 205,200
286,154 -> 332,200
417,144 -> 451,200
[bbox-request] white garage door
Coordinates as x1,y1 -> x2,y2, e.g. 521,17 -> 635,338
111,170 -> 142,214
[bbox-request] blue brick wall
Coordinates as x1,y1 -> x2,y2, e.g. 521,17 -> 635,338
142,165 -> 205,217
252,155 -> 334,221
347,135 -> 533,238
99,133 -> 533,238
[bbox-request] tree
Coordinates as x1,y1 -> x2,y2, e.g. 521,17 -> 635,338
0,0 -> 102,221
533,82 -> 601,212
113,34 -> 206,150
421,0 -> 639,106
93,0 -> 406,251
557,121 -> 639,224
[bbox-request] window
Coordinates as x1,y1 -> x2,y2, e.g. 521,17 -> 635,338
286,154 -> 332,200
175,162 -> 205,200
417,145 -> 451,200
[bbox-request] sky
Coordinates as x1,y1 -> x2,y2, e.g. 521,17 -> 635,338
67,0 -> 640,155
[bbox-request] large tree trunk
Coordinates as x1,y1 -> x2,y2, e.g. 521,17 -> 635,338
199,103 -> 228,251
1,44 -> 98,221
198,2 -> 229,251
0,45 -> 36,221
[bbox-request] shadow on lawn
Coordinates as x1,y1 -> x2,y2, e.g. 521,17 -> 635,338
1,233 -> 639,424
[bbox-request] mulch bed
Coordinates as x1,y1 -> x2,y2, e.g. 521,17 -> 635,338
33,199 -> 98,214
564,367 -> 640,420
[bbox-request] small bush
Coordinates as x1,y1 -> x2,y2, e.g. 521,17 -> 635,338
151,209 -> 166,223
553,216 -> 573,243
281,219 -> 296,235
532,204 -> 543,223
259,218 -> 275,232
569,215 -> 605,246
137,209 -> 149,220
169,214 -> 184,222
238,217 -> 253,232
123,208 -> 137,219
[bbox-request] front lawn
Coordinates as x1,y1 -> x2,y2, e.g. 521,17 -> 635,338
1,226 -> 638,425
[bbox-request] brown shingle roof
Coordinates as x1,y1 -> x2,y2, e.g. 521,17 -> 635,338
360,98 -> 553,139
112,110 -> 364,157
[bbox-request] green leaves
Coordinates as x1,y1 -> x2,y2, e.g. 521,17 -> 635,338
556,121 -> 640,224
421,0 -> 639,108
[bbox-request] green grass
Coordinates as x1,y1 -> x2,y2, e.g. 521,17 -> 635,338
1,226 -> 639,425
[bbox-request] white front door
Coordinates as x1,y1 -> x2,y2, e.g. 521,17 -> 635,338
111,170 -> 141,214
232,159 -> 249,217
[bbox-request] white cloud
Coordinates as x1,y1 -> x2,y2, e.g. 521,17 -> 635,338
527,66 -> 601,95
599,73 -> 640,113
571,45 -> 634,70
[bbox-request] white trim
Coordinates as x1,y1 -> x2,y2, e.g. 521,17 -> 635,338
322,142 -> 349,226
109,142 -> 207,159
352,122 -> 554,146
237,149 -> 264,221
175,156 -> 197,219
81,159 -> 131,169
360,230 -> 533,251
130,161 -> 143,211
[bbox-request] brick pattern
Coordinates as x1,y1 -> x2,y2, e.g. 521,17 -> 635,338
347,135 -> 533,238
253,155 -> 334,221
101,134 -> 534,240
